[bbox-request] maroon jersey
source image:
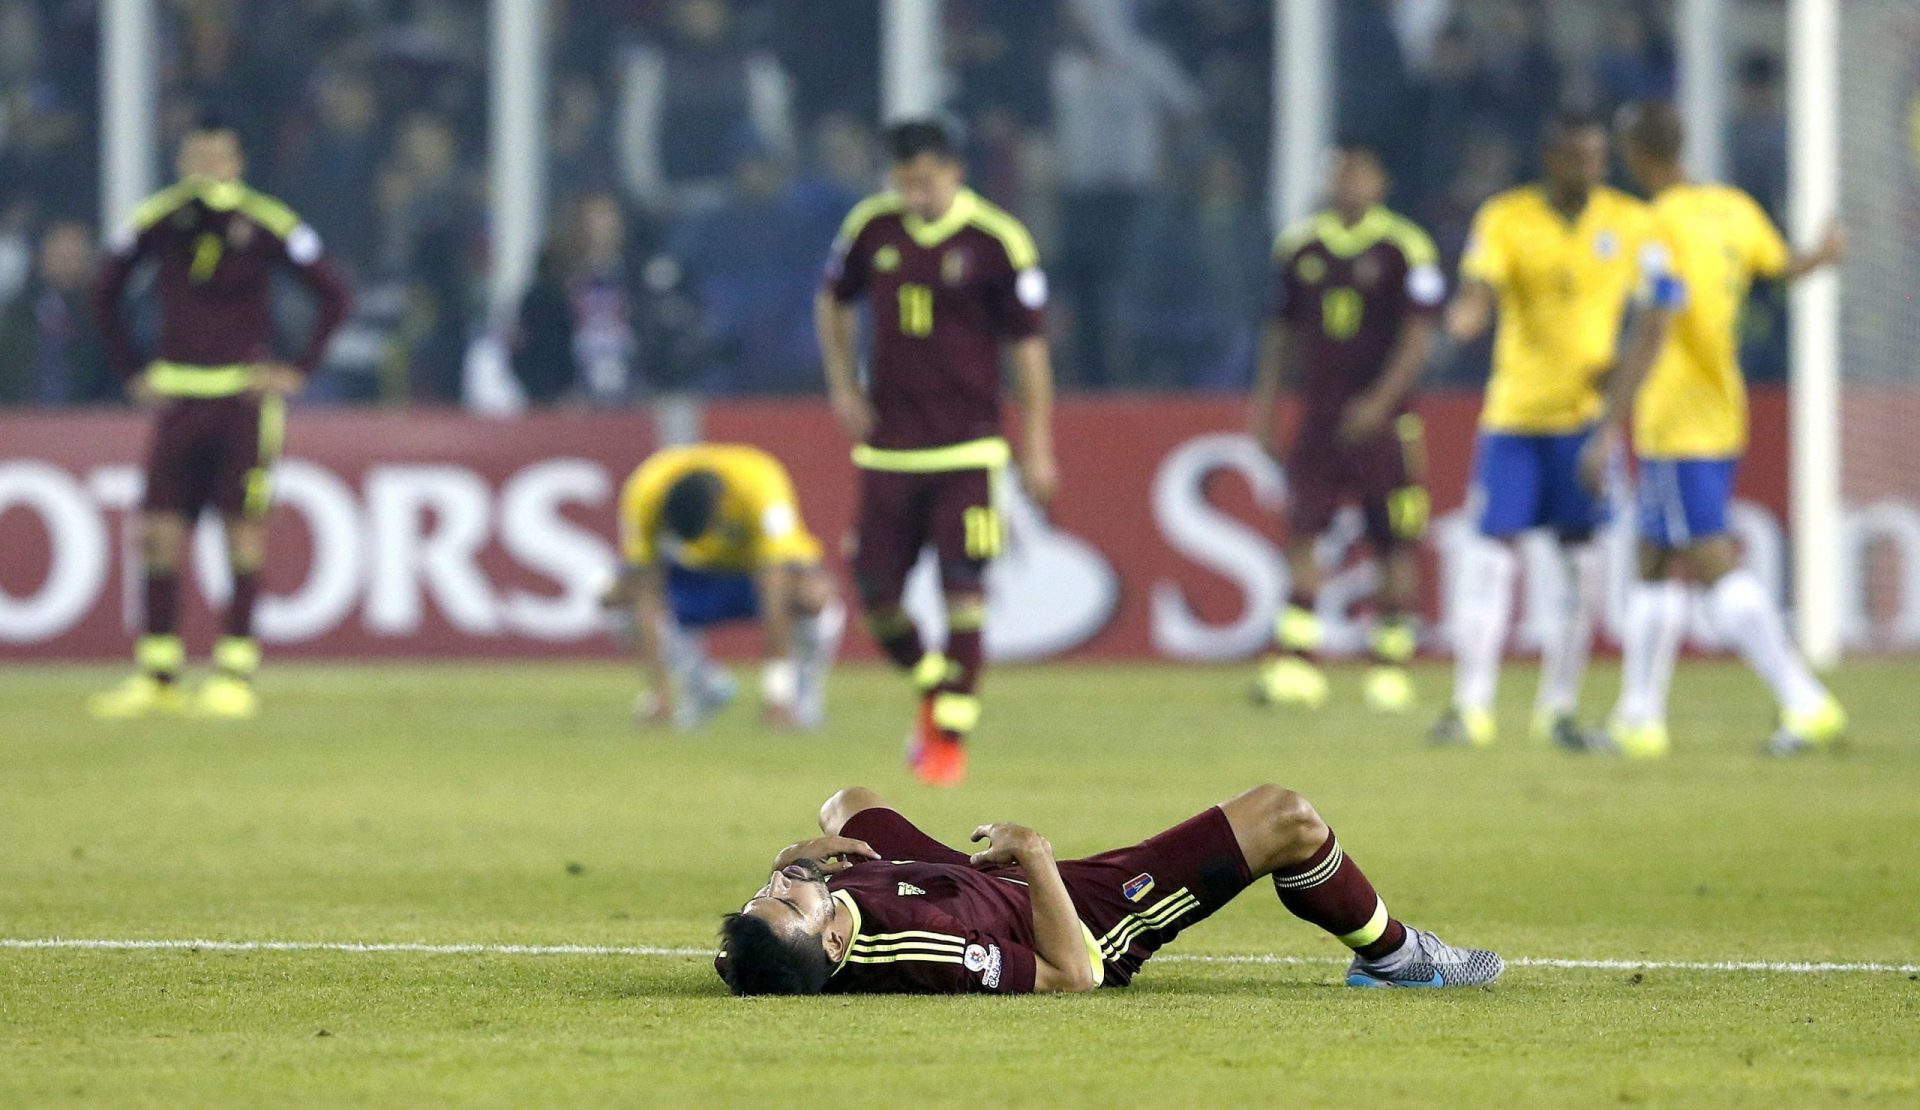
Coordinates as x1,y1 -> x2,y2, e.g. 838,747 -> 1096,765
93,179 -> 351,383
825,188 -> 1045,452
823,860 -> 1042,994
1270,207 -> 1442,420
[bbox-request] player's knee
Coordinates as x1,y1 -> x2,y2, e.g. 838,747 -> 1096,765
139,515 -> 185,570
1252,784 -> 1326,853
820,786 -> 884,835
854,575 -> 902,614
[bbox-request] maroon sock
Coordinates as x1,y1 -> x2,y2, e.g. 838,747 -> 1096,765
868,614 -> 923,671
145,572 -> 179,637
1271,831 -> 1408,960
226,570 -> 260,638
943,626 -> 982,696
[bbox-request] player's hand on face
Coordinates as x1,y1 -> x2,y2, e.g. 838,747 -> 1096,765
969,823 -> 1049,867
829,387 -> 876,442
1020,449 -> 1059,506
773,836 -> 879,874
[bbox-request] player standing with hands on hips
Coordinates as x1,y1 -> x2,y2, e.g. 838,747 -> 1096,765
1591,101 -> 1847,758
1248,138 -> 1442,715
816,118 -> 1058,787
88,116 -> 350,720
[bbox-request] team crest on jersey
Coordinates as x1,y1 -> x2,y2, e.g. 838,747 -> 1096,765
1122,873 -> 1155,902
1593,229 -> 1619,260
964,943 -> 1003,987
942,248 -> 968,285
873,245 -> 901,272
1296,254 -> 1327,284
896,882 -> 926,897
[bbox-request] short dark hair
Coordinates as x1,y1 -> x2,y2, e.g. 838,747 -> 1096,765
186,109 -> 237,137
1543,109 -> 1605,148
662,470 -> 723,542
716,913 -> 833,996
1618,100 -> 1685,164
885,117 -> 961,164
1333,135 -> 1385,170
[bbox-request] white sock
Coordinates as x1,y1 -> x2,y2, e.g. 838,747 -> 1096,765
1536,542 -> 1602,718
1614,579 -> 1688,726
1706,569 -> 1829,717
1451,538 -> 1516,714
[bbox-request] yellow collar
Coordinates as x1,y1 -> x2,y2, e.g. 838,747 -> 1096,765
828,889 -> 862,976
901,189 -> 980,249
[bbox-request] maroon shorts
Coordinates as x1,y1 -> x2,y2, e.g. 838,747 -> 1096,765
141,395 -> 284,519
843,806 -> 1254,988
849,465 -> 999,607
1285,412 -> 1429,551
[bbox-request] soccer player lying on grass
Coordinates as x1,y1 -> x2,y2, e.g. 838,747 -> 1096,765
715,785 -> 1501,994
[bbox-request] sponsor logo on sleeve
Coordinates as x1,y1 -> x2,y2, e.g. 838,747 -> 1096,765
1122,873 -> 1155,902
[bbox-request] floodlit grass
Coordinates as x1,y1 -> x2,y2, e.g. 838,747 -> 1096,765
2,659 -> 1916,1106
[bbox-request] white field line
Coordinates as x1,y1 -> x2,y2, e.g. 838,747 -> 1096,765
2,937 -> 1915,975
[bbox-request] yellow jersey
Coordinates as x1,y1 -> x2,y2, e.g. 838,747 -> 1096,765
1460,185 -> 1653,433
618,444 -> 822,572
1632,183 -> 1789,458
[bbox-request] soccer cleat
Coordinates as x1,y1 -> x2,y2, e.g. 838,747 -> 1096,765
1533,711 -> 1611,753
673,665 -> 737,731
1345,926 -> 1504,988
87,674 -> 186,720
1362,665 -> 1416,713
1427,706 -> 1494,748
913,731 -> 968,788
1610,719 -> 1669,760
192,674 -> 259,720
1764,696 -> 1848,757
1252,656 -> 1329,709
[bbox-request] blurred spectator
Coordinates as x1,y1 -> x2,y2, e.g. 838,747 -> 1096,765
770,0 -> 879,126
1729,53 -> 1787,220
550,75 -> 620,196
791,112 -> 877,222
1590,7 -> 1675,115
378,111 -> 479,402
1116,146 -> 1266,389
668,131 -> 838,394
0,221 -> 112,406
569,190 -> 646,403
1479,0 -> 1561,172
0,0 -> 93,220
279,69 -> 385,277
616,0 -> 795,213
1412,21 -> 1493,209
1335,0 -> 1417,189
510,247 -> 579,407
1051,0 -> 1203,387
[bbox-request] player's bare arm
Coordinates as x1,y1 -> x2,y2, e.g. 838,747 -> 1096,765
614,562 -> 676,725
815,292 -> 873,441
1340,315 -> 1433,445
1009,336 -> 1058,505
754,562 -> 800,725
967,822 -> 1095,993
1581,303 -> 1675,494
1246,321 -> 1294,456
1444,278 -> 1495,343
1784,220 -> 1847,281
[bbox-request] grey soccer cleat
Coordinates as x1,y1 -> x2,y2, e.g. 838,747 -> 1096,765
1535,711 -> 1614,754
1345,927 -> 1504,988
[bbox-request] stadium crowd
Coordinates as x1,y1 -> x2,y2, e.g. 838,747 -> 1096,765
0,0 -> 1791,409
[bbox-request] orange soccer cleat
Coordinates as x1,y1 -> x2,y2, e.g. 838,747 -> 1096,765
913,730 -> 967,788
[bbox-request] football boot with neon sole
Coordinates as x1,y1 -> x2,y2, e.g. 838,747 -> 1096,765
1765,696 -> 1848,757
1251,656 -> 1329,709
1346,927 -> 1504,988
1362,665 -> 1416,713
1427,706 -> 1495,748
912,732 -> 967,788
1610,719 -> 1670,760
88,674 -> 187,720
193,674 -> 259,720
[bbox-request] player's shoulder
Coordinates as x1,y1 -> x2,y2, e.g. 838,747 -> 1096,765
1272,215 -> 1322,260
961,191 -> 1039,270
129,180 -> 206,231
1474,186 -> 1541,224
1593,185 -> 1652,224
1377,208 -> 1439,266
835,191 -> 906,245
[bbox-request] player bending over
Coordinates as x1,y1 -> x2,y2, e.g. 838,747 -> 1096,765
1432,112 -> 1649,751
88,117 -> 350,720
816,118 -> 1059,786
715,785 -> 1502,995
604,443 -> 842,730
1249,138 -> 1441,714
1587,102 -> 1846,758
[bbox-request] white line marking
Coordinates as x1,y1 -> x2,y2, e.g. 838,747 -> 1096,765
2,938 -> 1915,974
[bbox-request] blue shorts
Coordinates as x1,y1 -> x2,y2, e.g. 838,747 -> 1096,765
667,565 -> 760,628
1636,457 -> 1739,549
1472,427 -> 1612,540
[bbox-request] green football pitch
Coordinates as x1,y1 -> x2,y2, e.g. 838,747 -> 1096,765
3,659 -> 1916,1107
